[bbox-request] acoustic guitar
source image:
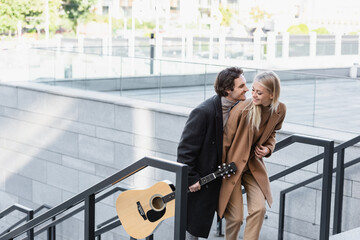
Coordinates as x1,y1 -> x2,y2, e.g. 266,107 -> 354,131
115,162 -> 237,239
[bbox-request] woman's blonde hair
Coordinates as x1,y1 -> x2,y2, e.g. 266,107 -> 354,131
246,71 -> 281,130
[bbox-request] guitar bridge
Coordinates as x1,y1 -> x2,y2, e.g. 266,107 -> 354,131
136,201 -> 147,220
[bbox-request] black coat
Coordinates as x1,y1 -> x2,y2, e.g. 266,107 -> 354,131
177,95 -> 223,238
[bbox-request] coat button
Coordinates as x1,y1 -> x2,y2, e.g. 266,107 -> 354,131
212,141 -> 215,144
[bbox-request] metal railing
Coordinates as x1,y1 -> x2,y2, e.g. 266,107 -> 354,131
0,157 -> 188,240
17,187 -> 127,240
266,134 -> 335,240
0,204 -> 52,238
332,136 -> 360,234
271,135 -> 360,239
0,204 -> 34,239
1,135 -> 359,239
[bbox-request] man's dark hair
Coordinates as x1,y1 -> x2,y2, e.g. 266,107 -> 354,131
214,67 -> 243,96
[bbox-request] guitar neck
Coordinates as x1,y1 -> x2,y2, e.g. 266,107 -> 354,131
162,172 -> 217,203
162,191 -> 175,203
199,172 -> 216,186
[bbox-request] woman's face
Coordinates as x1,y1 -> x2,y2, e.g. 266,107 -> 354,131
251,81 -> 273,107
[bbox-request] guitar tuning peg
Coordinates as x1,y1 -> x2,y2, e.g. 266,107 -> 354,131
228,174 -> 231,178
223,163 -> 226,166
218,165 -> 221,168
223,176 -> 226,179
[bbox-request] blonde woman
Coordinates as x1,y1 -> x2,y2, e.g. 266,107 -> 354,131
218,71 -> 286,240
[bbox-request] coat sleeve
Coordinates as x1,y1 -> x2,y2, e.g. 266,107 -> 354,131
264,106 -> 286,157
177,107 -> 207,186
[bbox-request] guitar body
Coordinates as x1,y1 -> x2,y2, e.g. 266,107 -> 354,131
116,181 -> 175,239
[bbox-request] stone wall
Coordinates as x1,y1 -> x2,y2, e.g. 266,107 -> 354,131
0,82 -> 359,240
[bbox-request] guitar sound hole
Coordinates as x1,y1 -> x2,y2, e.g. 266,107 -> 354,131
151,196 -> 165,211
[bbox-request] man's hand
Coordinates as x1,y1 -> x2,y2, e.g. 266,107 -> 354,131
255,145 -> 270,159
188,181 -> 201,192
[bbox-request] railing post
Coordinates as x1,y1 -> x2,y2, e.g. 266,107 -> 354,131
215,216 -> 223,237
174,164 -> 188,240
278,192 -> 286,240
150,33 -> 155,75
27,210 -> 34,240
309,32 -> 317,57
85,194 -> 96,240
335,33 -> 342,57
186,32 -> 194,59
319,141 -> 334,240
47,216 -> 56,240
333,148 -> 345,234
267,31 -> 276,60
282,32 -> 289,58
146,234 -> 154,240
253,30 -> 262,61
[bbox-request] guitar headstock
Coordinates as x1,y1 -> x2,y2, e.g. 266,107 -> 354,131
215,162 -> 237,179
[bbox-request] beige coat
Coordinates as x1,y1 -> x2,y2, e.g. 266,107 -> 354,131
218,99 -> 286,218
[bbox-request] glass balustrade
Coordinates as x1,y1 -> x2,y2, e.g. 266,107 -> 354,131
0,46 -> 359,134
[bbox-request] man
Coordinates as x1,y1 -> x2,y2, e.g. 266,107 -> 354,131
177,67 -> 249,239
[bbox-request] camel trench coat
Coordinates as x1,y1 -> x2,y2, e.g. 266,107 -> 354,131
218,99 -> 286,218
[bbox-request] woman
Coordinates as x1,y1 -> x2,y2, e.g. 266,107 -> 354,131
218,71 -> 286,240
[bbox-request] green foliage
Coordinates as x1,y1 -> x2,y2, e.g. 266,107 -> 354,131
348,30 -> 360,35
219,5 -> 232,27
0,0 -> 30,33
287,24 -> 309,34
48,0 -> 62,33
62,0 -> 98,33
250,5 -> 271,23
312,27 -> 329,34
0,0 -> 63,35
126,18 -> 156,31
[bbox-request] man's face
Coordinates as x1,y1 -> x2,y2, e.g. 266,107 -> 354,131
226,75 -> 249,102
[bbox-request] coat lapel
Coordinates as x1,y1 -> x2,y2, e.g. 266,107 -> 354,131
258,109 -> 281,145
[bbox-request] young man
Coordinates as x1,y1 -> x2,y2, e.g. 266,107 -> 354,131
177,67 -> 249,239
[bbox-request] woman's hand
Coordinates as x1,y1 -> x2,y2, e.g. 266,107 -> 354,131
255,145 -> 270,159
188,181 -> 201,192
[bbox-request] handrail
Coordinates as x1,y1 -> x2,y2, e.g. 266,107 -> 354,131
271,135 -> 360,182
271,135 -> 334,240
0,156 -> 188,240
94,216 -> 154,240
34,46 -> 358,81
0,203 -> 34,239
27,186 -> 129,239
0,204 -> 31,219
278,157 -> 360,239
275,135 -> 360,240
333,135 -> 360,234
3,134 -> 356,239
0,204 -> 51,236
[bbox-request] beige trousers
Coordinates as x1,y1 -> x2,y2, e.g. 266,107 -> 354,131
223,168 -> 266,240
